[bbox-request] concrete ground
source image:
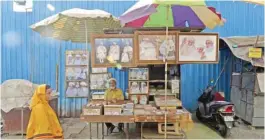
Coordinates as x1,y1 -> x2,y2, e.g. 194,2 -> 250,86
2,114 -> 264,139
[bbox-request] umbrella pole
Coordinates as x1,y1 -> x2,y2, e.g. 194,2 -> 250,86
164,5 -> 170,139
85,20 -> 89,99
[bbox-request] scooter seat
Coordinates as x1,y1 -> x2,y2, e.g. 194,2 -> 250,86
209,101 -> 233,112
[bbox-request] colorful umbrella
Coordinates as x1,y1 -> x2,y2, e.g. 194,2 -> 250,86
120,0 -> 225,29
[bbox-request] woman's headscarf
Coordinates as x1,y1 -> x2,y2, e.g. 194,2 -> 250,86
30,84 -> 48,109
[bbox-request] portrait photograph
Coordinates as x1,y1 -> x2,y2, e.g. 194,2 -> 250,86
91,67 -> 108,73
90,73 -> 112,90
91,34 -> 135,67
134,31 -> 178,65
65,67 -> 88,81
129,81 -> 149,94
65,81 -> 89,98
177,32 -> 219,64
129,68 -> 149,80
65,50 -> 89,66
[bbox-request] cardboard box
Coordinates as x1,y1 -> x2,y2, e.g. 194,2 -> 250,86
104,105 -> 122,115
83,106 -> 102,115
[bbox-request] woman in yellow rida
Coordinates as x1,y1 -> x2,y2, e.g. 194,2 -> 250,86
26,84 -> 63,139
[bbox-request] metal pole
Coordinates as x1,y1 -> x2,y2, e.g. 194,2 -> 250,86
164,5 -> 170,139
85,20 -> 89,99
21,108 -> 23,138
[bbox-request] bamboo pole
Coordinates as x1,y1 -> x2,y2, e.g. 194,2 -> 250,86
85,20 -> 89,99
164,5 -> 170,139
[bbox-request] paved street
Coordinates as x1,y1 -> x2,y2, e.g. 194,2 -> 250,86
2,114 -> 264,139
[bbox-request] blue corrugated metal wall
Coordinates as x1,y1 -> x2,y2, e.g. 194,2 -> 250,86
1,1 -> 264,115
180,1 -> 264,111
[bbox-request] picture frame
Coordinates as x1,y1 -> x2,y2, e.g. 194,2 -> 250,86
91,68 -> 108,74
129,94 -> 148,105
65,66 -> 88,81
176,32 -> 219,64
129,81 -> 149,95
65,50 -> 90,98
65,81 -> 89,97
91,34 -> 135,67
90,73 -> 112,90
134,31 -> 178,65
65,50 -> 89,66
129,68 -> 149,81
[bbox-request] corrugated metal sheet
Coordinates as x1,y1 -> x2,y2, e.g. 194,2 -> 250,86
1,1 -> 264,115
180,1 -> 264,111
1,1 -> 136,117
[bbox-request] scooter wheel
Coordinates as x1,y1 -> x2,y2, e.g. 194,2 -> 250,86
196,108 -> 203,121
219,124 -> 231,138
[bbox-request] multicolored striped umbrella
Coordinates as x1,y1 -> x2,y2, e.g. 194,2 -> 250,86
120,0 -> 225,29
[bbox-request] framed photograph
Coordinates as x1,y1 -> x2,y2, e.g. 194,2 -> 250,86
177,32 -> 219,63
65,66 -> 88,81
65,81 -> 89,97
92,68 -> 108,74
129,95 -> 148,105
134,31 -> 178,65
66,50 -> 89,66
129,68 -> 149,80
90,73 -> 112,90
91,34 -> 135,67
129,81 -> 149,94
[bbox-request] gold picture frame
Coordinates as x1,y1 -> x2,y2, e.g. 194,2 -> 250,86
91,34 -> 135,68
176,32 -> 219,64
134,31 -> 178,65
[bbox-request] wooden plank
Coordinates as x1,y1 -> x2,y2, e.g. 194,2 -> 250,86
80,115 -> 135,123
142,128 -> 185,139
135,115 -> 179,123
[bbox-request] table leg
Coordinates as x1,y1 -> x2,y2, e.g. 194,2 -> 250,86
89,122 -> 92,139
141,122 -> 143,139
102,123 -> 104,139
123,123 -> 129,139
97,123 -> 99,138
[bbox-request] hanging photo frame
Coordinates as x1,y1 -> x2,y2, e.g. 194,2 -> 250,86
129,81 -> 149,95
134,31 -> 178,65
91,34 -> 135,67
129,68 -> 149,81
65,50 -> 89,98
91,68 -> 108,74
176,32 -> 219,64
90,73 -> 112,90
66,50 -> 88,66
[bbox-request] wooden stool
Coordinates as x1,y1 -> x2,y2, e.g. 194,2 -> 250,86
158,122 -> 183,136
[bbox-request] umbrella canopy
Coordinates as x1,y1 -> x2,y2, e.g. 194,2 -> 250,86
242,0 -> 264,5
119,0 -> 224,29
31,8 -> 122,43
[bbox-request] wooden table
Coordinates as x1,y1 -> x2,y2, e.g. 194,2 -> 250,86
80,115 -> 134,139
80,110 -> 192,139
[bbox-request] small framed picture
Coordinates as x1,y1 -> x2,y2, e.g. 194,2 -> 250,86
90,73 -> 112,90
176,32 -> 219,64
65,81 -> 89,97
134,31 -> 178,65
129,81 -> 149,94
66,50 -> 89,66
129,95 -> 148,105
65,66 -> 88,81
129,68 -> 149,80
91,68 -> 108,73
91,34 -> 135,67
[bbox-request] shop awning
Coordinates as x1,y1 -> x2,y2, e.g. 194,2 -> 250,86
220,35 -> 264,67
